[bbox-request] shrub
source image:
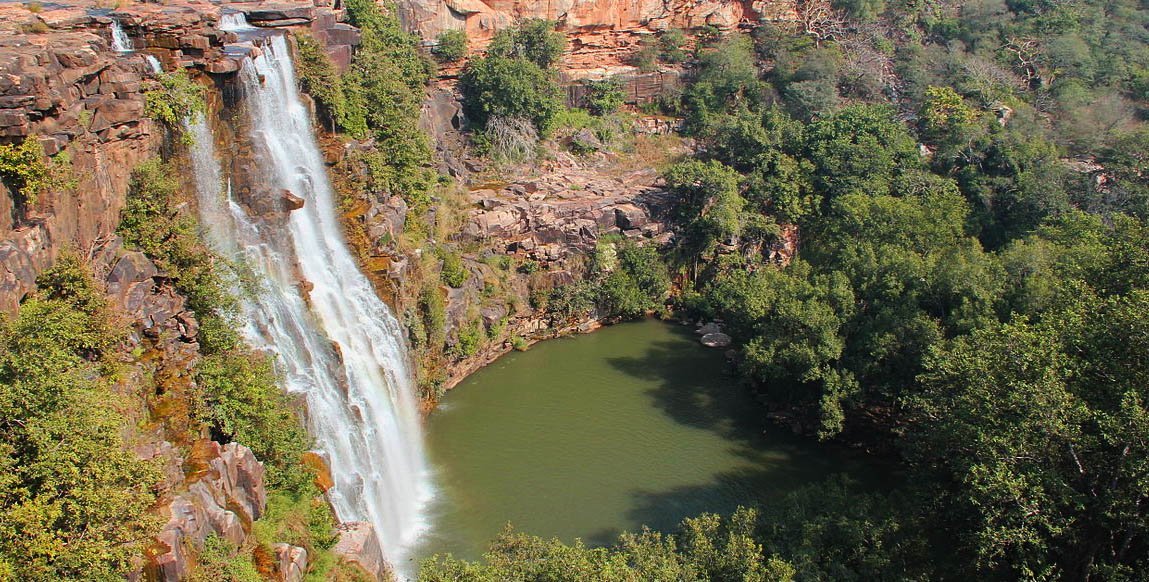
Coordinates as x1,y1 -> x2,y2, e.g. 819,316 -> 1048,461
187,535 -> 261,582
434,29 -> 469,62
659,29 -> 688,63
293,31 -> 346,130
511,335 -> 529,351
633,39 -> 660,72
118,160 -> 237,340
438,248 -> 467,287
420,283 -> 448,350
487,19 -> 565,69
477,115 -> 540,161
0,135 -> 69,206
462,56 -> 564,131
585,78 -> 626,115
0,262 -> 161,582
144,70 -> 205,138
451,319 -> 484,358
336,0 -> 437,206
546,281 -> 597,322
254,493 -> 338,551
194,350 -> 312,492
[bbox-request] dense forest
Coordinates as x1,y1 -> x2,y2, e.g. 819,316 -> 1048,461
3,0 -> 1149,578
415,0 -> 1149,579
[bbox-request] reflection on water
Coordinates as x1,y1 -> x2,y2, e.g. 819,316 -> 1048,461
405,318 -> 888,574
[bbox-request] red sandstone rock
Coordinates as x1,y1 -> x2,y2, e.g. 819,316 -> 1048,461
272,543 -> 309,582
153,442 -> 268,582
333,522 -> 386,579
399,0 -> 799,80
283,189 -> 306,211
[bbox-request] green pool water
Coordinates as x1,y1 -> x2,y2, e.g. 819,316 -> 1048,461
405,318 -> 885,568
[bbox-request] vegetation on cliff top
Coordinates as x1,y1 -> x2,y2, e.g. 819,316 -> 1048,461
144,69 -> 206,141
304,0 -> 438,212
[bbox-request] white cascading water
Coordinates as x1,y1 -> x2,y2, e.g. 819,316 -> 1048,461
144,55 -> 162,74
109,19 -> 132,52
187,25 -> 430,577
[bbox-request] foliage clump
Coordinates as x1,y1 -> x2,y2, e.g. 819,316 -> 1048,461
118,159 -> 237,347
420,508 -> 795,582
0,255 -> 161,582
0,135 -> 71,207
318,0 -> 438,210
434,29 -> 469,62
144,70 -> 206,138
462,20 -> 566,135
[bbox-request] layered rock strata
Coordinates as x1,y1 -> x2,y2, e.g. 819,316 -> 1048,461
0,2 -> 375,579
0,0 -> 355,314
400,0 -> 800,80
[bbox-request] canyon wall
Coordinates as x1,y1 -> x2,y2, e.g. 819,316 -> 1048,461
399,0 -> 799,79
0,2 -> 383,580
0,0 -> 358,315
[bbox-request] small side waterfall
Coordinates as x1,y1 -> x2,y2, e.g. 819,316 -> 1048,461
186,31 -> 431,576
144,55 -> 162,74
109,19 -> 132,52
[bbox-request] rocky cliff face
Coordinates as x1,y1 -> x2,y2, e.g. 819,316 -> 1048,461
0,0 -> 358,315
399,0 -> 799,79
0,2 -> 384,579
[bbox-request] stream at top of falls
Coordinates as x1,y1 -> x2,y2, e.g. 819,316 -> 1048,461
406,318 -> 893,573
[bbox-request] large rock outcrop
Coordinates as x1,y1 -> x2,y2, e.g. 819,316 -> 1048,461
333,522 -> 388,580
0,0 -> 358,315
400,0 -> 799,80
151,441 -> 269,582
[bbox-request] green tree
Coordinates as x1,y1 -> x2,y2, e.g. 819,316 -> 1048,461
434,29 -> 469,62
664,159 -> 746,254
487,19 -> 566,69
584,78 -> 625,115
462,55 -> 565,131
801,104 -> 921,200
908,287 -> 1149,579
0,259 -> 161,581
918,86 -> 978,144
683,34 -> 764,127
144,69 -> 206,139
194,350 -> 313,492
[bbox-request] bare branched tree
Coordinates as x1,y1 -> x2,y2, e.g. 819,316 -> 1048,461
800,0 -> 849,45
484,116 -> 539,162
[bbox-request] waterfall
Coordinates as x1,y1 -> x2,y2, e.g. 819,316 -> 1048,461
186,33 -> 431,576
219,11 -> 258,32
109,19 -> 132,52
144,55 -> 162,74
108,16 -> 161,75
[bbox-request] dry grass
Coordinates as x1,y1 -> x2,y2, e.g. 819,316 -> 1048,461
613,133 -> 689,173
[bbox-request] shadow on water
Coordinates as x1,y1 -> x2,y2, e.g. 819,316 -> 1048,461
604,323 -> 890,542
414,319 -> 896,561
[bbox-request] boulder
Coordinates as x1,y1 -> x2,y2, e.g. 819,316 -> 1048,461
272,544 -> 308,582
614,204 -> 648,229
152,442 -> 268,582
695,321 -> 721,336
333,522 -> 385,580
570,127 -> 602,152
700,332 -> 732,348
282,189 -> 305,211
